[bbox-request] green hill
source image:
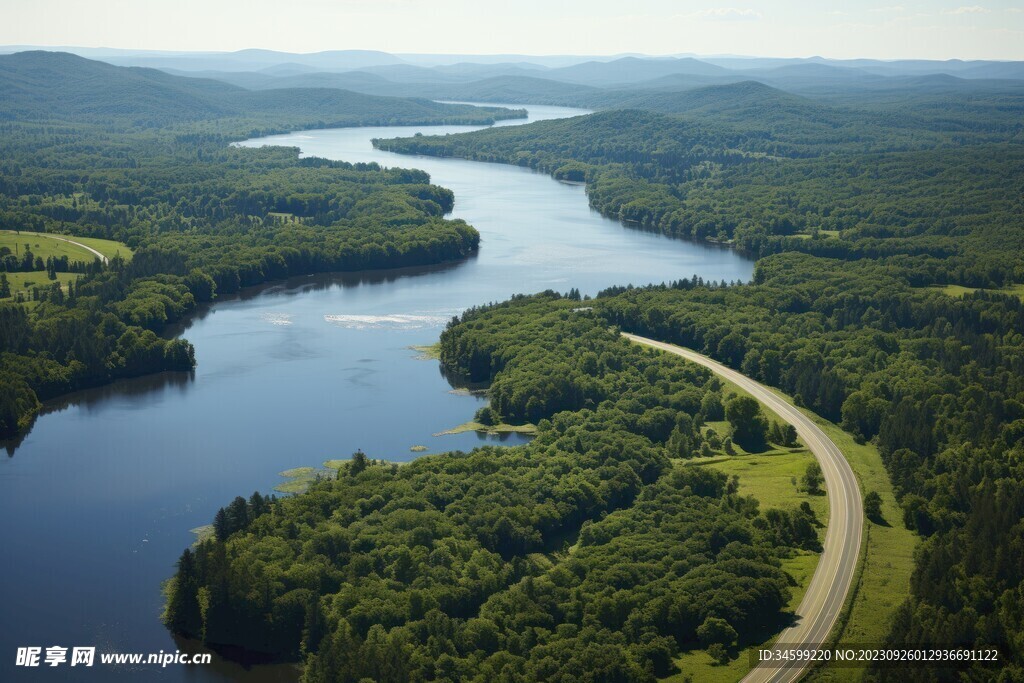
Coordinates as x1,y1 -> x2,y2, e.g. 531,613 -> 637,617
0,51 -> 237,124
432,75 -> 603,105
546,56 -> 731,86
0,51 -> 524,127
606,81 -> 841,124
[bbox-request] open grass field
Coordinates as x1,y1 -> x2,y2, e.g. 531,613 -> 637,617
668,411 -> 827,682
1,231 -> 99,263
926,283 -> 1024,301
1,231 -> 133,304
4,271 -> 78,293
800,407 -> 916,682
63,234 -> 134,261
0,230 -> 132,262
264,343 -> 912,683
794,229 -> 842,240
663,371 -> 916,683
695,447 -> 829,524
3,272 -> 79,307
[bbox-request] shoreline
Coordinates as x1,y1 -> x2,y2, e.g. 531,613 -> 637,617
434,420 -> 538,437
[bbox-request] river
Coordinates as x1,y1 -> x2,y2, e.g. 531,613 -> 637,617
0,103 -> 753,682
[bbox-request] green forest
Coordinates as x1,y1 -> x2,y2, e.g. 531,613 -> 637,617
166,295 -> 822,682
0,51 -> 524,129
367,79 -> 1024,681
172,69 -> 1019,679
376,85 -> 1024,288
4,46 -> 1024,682
0,52 -> 521,437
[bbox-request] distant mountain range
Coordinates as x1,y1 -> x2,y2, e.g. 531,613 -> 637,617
3,48 -> 1023,130
0,51 -> 523,127
3,46 -> 1022,80
138,52 -> 1024,113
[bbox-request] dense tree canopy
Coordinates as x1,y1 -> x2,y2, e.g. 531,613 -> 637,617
166,295 -> 820,681
593,260 -> 1024,680
0,54 -> 516,438
378,91 -> 1024,289
376,81 -> 1024,680
8,47 -> 1023,681
0,51 -> 524,129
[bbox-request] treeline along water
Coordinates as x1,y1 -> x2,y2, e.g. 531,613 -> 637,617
0,104 -> 752,681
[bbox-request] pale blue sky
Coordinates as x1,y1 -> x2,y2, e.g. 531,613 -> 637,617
3,0 -> 1023,59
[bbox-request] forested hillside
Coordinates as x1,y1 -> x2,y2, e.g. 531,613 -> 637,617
156,52 -> 1024,112
374,79 -> 1024,680
376,83 -> 1024,288
595,260 -> 1024,682
0,51 -> 524,128
166,295 -> 821,681
0,52 -> 517,437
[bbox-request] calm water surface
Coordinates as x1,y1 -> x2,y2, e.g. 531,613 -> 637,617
0,104 -> 753,681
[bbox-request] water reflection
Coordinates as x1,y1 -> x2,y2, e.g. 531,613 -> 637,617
168,257 -> 473,338
238,258 -> 473,301
2,259 -> 478,457
156,635 -> 302,683
2,372 -> 195,456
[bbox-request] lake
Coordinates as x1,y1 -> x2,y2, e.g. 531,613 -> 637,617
0,103 -> 753,681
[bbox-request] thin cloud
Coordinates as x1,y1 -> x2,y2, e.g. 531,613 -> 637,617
687,7 -> 763,21
868,5 -> 905,13
943,5 -> 990,14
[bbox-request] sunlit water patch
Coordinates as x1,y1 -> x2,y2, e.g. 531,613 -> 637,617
323,313 -> 453,329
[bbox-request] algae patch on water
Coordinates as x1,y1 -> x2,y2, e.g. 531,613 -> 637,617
434,421 -> 538,437
409,343 -> 441,360
276,466 -> 323,494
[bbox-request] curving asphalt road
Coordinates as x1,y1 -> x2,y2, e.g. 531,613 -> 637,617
622,333 -> 863,683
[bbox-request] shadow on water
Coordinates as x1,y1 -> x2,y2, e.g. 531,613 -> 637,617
472,430 -> 532,444
170,635 -> 301,683
436,362 -> 489,394
2,371 -> 195,457
435,357 -> 536,446
238,257 -> 474,302
0,107 -> 755,683
616,218 -> 756,268
2,256 -> 479,457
